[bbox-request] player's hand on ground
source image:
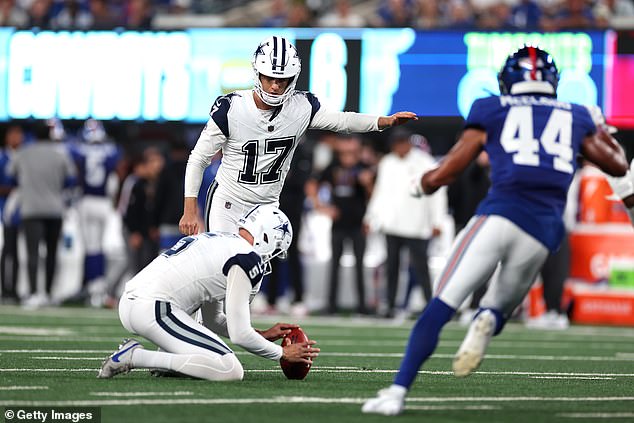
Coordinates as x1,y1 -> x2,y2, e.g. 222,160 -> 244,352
282,340 -> 320,364
378,112 -> 418,129
259,323 -> 299,341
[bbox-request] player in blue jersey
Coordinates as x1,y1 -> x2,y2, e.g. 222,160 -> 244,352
362,45 -> 628,416
67,119 -> 121,306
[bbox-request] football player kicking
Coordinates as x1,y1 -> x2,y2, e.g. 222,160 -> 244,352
362,46 -> 628,415
98,205 -> 319,381
179,35 -> 418,235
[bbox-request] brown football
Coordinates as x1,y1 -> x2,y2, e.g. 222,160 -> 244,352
280,327 -> 312,380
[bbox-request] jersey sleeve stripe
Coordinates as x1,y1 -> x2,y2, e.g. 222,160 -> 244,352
155,301 -> 233,355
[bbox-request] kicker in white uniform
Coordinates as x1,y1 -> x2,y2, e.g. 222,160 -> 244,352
98,205 -> 319,381
180,35 -> 418,235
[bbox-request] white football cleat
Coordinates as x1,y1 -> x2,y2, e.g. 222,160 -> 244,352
98,338 -> 144,379
361,385 -> 407,416
453,309 -> 496,377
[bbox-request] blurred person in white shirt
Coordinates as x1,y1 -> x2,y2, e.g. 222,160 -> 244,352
364,128 -> 447,318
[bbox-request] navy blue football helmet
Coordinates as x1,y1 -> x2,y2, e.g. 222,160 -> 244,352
498,45 -> 559,96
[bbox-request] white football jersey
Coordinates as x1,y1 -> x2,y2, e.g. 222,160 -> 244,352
123,232 -> 265,315
184,89 -> 380,208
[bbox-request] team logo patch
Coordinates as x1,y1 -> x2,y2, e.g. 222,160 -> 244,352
225,201 -> 232,210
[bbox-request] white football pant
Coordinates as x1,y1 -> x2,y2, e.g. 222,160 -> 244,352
435,215 -> 549,317
118,295 -> 243,381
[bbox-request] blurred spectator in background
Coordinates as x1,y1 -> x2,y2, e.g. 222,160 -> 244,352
152,140 -> 188,252
8,119 -> 77,308
120,146 -> 163,274
260,0 -> 287,27
445,0 -> 475,29
27,0 -> 53,28
477,1 -> 515,30
511,0 -> 543,30
543,0 -> 596,30
89,0 -> 120,29
51,0 -> 91,29
364,129 -> 445,319
318,0 -> 365,27
65,119 -> 121,307
0,0 -> 28,27
372,0 -> 414,27
308,134 -> 374,315
0,123 -> 23,304
414,0 -> 441,29
287,0 -> 313,27
123,0 -> 152,29
265,139 -> 313,317
594,0 -> 634,26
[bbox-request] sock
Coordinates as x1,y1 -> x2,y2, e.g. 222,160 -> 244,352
131,348 -> 173,370
85,253 -> 105,282
476,307 -> 505,335
130,349 -> 243,381
393,298 -> 455,389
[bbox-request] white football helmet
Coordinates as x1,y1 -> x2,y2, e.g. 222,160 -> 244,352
82,119 -> 107,143
238,204 -> 293,272
252,36 -> 301,107
46,118 -> 66,142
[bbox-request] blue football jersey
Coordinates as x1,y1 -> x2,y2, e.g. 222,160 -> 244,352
465,95 -> 596,251
69,142 -> 121,197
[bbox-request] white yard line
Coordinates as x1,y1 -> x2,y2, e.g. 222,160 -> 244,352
1,396 -> 633,407
90,392 -> 194,397
3,367 -> 634,379
0,386 -> 48,391
313,352 -> 634,361
0,336 -> 125,342
559,412 -> 634,419
407,405 -> 500,411
20,351 -> 634,361
529,376 -> 614,380
31,357 -> 104,361
0,350 -> 112,353
0,326 -> 74,336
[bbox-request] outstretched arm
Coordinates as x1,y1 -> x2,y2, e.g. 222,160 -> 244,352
419,128 -> 486,195
310,109 -> 418,133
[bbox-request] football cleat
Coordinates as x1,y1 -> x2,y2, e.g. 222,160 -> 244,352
361,385 -> 407,416
453,309 -> 496,377
97,338 -> 144,379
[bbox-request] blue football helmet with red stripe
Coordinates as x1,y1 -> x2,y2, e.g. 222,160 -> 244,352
498,45 -> 559,96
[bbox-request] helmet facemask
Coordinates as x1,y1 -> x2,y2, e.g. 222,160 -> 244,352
252,36 -> 301,107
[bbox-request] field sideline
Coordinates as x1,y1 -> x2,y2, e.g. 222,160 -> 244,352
1,305 -> 634,423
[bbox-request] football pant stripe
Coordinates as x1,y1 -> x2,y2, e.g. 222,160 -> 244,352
435,215 -> 487,295
204,180 -> 219,232
155,301 -> 232,356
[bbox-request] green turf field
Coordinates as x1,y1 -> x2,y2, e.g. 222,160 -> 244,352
1,305 -> 633,423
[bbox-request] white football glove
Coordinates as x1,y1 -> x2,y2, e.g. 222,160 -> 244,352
606,158 -> 634,200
